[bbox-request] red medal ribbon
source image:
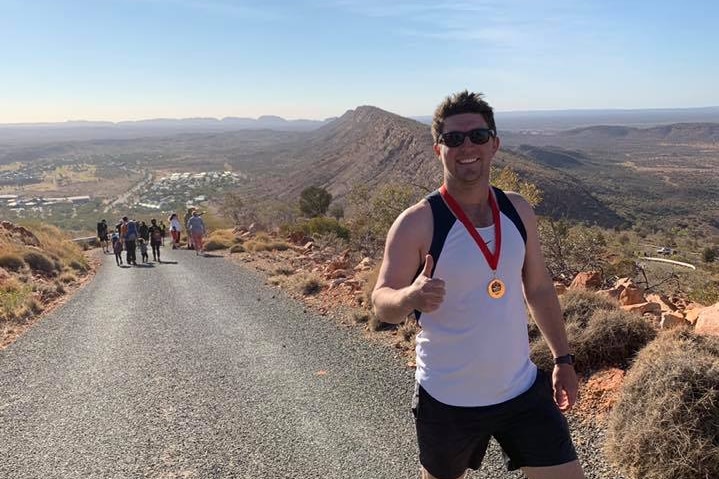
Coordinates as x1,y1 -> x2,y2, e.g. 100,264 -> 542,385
439,184 -> 501,271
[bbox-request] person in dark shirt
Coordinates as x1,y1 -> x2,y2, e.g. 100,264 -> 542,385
124,218 -> 138,266
148,218 -> 163,263
96,219 -> 109,253
139,221 -> 150,242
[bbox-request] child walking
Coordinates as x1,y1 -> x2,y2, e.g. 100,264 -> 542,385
112,233 -> 123,266
138,238 -> 149,263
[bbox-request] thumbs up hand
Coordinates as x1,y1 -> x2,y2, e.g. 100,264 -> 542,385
409,254 -> 445,313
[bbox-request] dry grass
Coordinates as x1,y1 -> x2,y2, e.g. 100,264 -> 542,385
351,311 -> 372,324
23,250 -> 58,276
229,244 -> 245,253
397,318 -> 420,347
1,222 -> 92,346
32,224 -> 89,272
606,329 -> 719,479
244,235 -> 291,252
269,271 -> 325,297
0,278 -> 33,322
0,252 -> 25,271
531,298 -> 656,375
357,264 -> 381,310
560,289 -> 620,327
205,229 -> 238,251
58,271 -> 78,284
528,290 -> 621,342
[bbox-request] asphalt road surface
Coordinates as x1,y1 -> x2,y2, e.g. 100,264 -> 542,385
0,247 -> 524,479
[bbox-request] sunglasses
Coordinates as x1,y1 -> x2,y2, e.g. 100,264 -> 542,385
437,128 -> 496,147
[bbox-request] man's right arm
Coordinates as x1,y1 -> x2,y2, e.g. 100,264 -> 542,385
372,202 -> 444,324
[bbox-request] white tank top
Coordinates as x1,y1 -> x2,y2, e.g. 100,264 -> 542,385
415,207 -> 537,407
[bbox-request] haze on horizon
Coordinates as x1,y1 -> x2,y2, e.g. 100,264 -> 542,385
2,0 -> 718,124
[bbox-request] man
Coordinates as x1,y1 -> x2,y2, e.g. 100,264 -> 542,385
372,90 -> 584,479
123,216 -> 138,266
186,210 -> 206,255
184,208 -> 196,249
96,219 -> 109,253
148,218 -> 163,263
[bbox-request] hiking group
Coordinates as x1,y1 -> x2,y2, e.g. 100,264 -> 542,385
97,207 -> 206,266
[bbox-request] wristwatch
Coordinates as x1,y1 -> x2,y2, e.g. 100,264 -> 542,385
554,353 -> 575,366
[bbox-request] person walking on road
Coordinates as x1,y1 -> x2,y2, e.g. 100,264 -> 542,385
187,210 -> 206,255
124,217 -> 139,266
169,213 -> 182,249
96,219 -> 109,253
372,90 -> 584,479
111,232 -> 123,266
138,221 -> 150,242
184,208 -> 196,249
148,218 -> 163,263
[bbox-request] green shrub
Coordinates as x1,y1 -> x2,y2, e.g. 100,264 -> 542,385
606,329 -> 719,479
283,217 -> 349,240
22,251 -> 58,276
0,253 -> 26,272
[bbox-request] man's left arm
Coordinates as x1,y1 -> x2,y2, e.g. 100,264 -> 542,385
507,192 -> 578,412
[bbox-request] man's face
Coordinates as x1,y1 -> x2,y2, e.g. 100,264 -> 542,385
433,113 -> 499,187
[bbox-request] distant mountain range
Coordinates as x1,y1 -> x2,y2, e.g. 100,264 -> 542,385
0,116 -> 334,144
414,106 -> 719,131
2,105 -> 717,231
2,106 -> 719,144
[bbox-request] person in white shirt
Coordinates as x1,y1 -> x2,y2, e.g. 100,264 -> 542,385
372,90 -> 584,479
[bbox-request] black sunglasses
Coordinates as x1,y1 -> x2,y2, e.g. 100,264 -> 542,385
437,128 -> 496,147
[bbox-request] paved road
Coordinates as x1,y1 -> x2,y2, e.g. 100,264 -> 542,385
0,247 -> 521,479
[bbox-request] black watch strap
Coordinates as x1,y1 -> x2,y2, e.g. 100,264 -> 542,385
554,353 -> 575,365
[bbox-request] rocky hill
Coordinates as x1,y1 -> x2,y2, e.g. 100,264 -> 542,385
235,106 -> 625,227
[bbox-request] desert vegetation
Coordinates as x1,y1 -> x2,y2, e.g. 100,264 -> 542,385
0,221 -> 92,347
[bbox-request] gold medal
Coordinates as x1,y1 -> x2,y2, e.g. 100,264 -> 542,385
487,278 -> 506,299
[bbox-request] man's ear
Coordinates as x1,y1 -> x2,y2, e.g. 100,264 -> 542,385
492,136 -> 501,154
433,143 -> 441,158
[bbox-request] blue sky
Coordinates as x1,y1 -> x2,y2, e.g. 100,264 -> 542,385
2,0 -> 718,123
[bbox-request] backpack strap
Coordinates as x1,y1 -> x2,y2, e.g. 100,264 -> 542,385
492,186 -> 527,245
413,190 -> 456,321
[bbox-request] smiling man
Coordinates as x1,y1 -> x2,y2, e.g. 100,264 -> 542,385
372,91 -> 585,479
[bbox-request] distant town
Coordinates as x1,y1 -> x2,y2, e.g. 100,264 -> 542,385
1,170 -> 243,218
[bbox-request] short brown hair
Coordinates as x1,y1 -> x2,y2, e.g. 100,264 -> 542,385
431,90 -> 496,144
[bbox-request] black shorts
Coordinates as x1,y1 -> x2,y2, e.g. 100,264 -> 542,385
412,369 -> 577,479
